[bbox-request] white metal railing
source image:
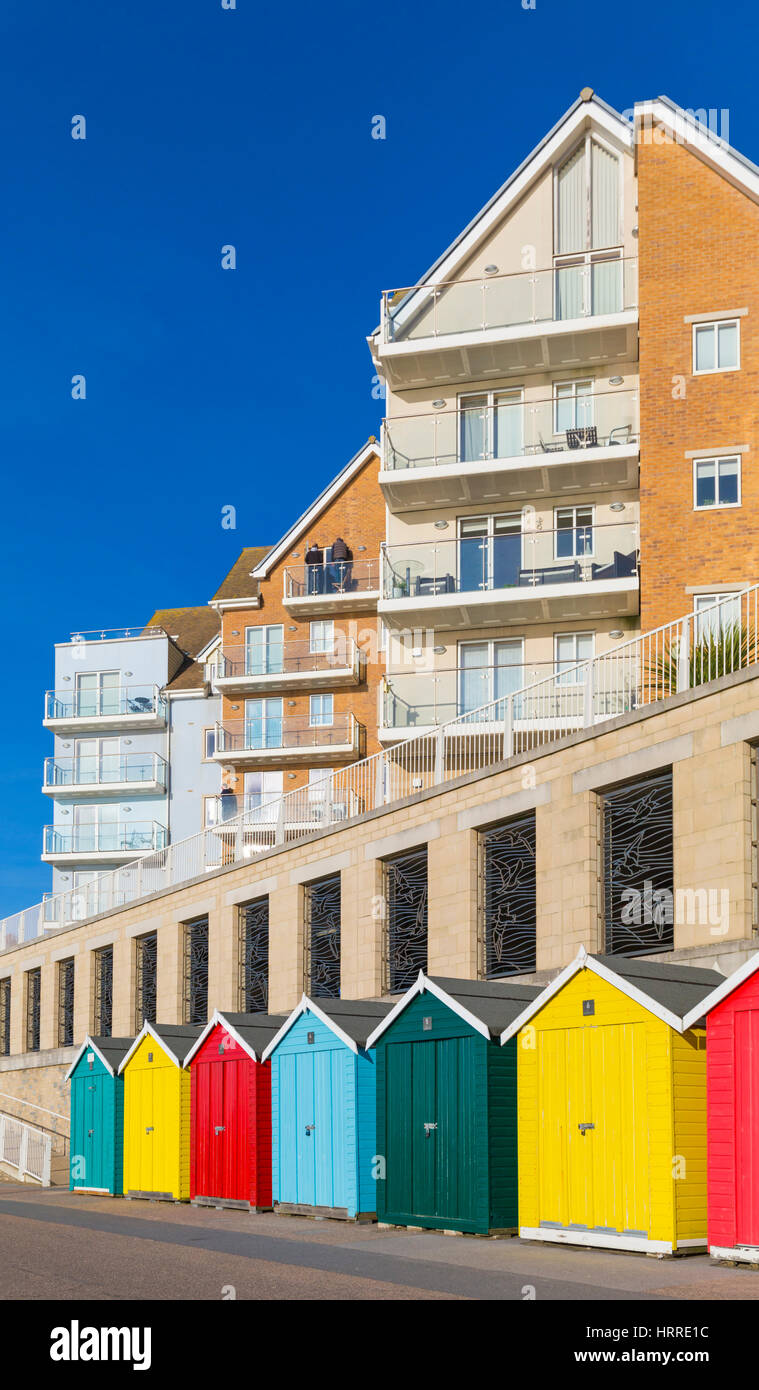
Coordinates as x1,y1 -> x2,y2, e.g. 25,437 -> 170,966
44,684 -> 167,723
43,752 -> 168,791
68,625 -> 168,643
216,638 -> 362,683
382,386 -> 639,473
3,588 -> 758,952
0,1113 -> 52,1185
382,255 -> 638,344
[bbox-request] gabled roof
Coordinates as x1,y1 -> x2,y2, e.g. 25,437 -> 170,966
145,605 -> 221,694
211,546 -> 272,602
182,1009 -> 289,1066
65,1035 -> 134,1081
365,972 -> 541,1047
117,1021 -> 203,1073
635,97 -> 759,206
261,994 -> 392,1061
499,947 -> 724,1043
682,950 -> 759,1030
370,90 -> 633,338
248,440 -> 380,581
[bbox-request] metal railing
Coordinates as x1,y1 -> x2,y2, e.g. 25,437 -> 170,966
44,684 -> 167,722
382,386 -> 639,472
382,520 -> 639,600
382,662 -> 557,731
215,713 -> 362,755
382,255 -> 638,344
216,638 -> 362,681
43,821 -> 167,856
283,558 -> 380,600
3,588 -> 758,953
68,626 -> 168,643
0,1113 -> 52,1185
43,753 -> 168,790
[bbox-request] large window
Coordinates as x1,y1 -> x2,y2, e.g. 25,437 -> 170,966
183,918 -> 209,1025
458,638 -> 524,717
310,620 -> 334,654
244,697 -> 283,749
554,630 -> 595,684
693,591 -> 741,641
0,977 -> 10,1057
459,389 -> 524,462
555,505 -> 594,560
479,815 -> 536,976
135,931 -> 157,1031
555,135 -> 622,320
309,693 -> 333,727
245,624 -> 284,676
458,513 -> 522,592
602,771 -> 674,956
384,847 -> 428,992
554,379 -> 593,435
94,946 -> 113,1037
693,455 -> 740,510
693,319 -> 740,374
25,968 -> 41,1053
305,873 -> 341,998
239,899 -> 269,1012
57,958 -> 75,1047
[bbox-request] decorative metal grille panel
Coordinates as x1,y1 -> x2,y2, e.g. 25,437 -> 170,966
135,931 -> 157,1030
94,947 -> 113,1037
603,770 -> 674,956
26,968 -> 41,1052
306,874 -> 341,998
184,918 -> 209,1025
239,899 -> 269,1012
385,848 -> 428,993
481,815 -> 537,976
58,958 -> 75,1047
0,977 -> 10,1057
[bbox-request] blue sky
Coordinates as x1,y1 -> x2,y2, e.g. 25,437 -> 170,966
0,0 -> 754,912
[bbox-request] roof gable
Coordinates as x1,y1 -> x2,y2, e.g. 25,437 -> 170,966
261,994 -> 392,1060
183,1009 -> 289,1066
682,950 -> 759,1030
117,1021 -> 202,1073
635,97 -> 759,207
65,1034 -> 134,1081
366,971 -> 541,1047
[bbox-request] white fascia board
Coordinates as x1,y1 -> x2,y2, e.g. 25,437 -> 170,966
366,972 -> 495,1047
208,596 -> 262,612
682,951 -> 759,1030
260,997 -> 309,1061
183,1009 -> 262,1066
250,441 -> 380,580
117,1020 -> 184,1073
499,950 -> 587,1043
385,98 -> 633,335
499,948 -> 685,1043
65,1034 -> 116,1081
195,634 -> 221,663
182,1009 -> 222,1067
635,99 -> 759,205
365,972 -> 426,1048
261,994 -> 360,1059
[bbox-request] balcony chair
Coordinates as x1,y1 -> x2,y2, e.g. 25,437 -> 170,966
590,549 -> 637,580
566,425 -> 598,450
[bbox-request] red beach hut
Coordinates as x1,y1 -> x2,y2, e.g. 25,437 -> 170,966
684,952 -> 759,1262
184,1008 -> 286,1211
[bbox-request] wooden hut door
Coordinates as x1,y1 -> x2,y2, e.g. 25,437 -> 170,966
735,1009 -> 759,1245
134,1068 -> 154,1194
83,1075 -> 103,1190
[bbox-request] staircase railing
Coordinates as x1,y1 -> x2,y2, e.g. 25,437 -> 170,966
0,1112 -> 52,1185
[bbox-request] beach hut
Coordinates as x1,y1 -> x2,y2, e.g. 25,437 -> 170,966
119,1022 -> 201,1201
365,973 -> 541,1234
262,996 -> 392,1221
66,1035 -> 133,1195
682,952 -> 759,1263
501,948 -> 722,1255
184,1009 -> 287,1211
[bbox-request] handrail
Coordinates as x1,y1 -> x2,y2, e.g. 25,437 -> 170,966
0,1092 -> 69,1126
0,1113 -> 52,1185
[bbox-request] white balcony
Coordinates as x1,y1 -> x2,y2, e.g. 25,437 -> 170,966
375,256 -> 638,389
42,821 -> 167,866
214,639 -> 364,695
379,663 -> 556,741
213,713 -> 364,766
380,387 -> 639,512
42,753 -> 168,799
43,684 -> 167,733
380,520 -> 639,632
282,559 -> 380,615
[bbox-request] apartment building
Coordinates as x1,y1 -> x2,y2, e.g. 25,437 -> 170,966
42,609 -> 220,926
370,89 -> 640,744
208,441 -> 385,844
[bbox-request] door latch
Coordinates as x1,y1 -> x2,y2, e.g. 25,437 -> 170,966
214,1126 -> 225,1135
578,1122 -> 595,1135
145,1126 -> 154,1134
305,1123 -> 315,1135
423,1122 -> 437,1136
87,1129 -> 94,1137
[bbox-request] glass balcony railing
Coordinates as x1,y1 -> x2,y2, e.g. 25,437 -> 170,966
383,387 -> 639,472
381,663 -> 558,730
43,821 -> 167,855
382,521 -> 639,601
215,713 -> 361,755
44,684 -> 167,722
283,558 -> 380,600
43,753 -> 168,790
382,255 -> 638,344
217,638 -> 361,681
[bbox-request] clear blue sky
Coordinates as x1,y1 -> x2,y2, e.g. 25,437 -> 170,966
0,0 -> 753,913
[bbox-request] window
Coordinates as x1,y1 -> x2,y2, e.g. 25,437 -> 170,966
554,631 -> 595,684
183,918 -> 209,1025
25,968 -> 41,1053
0,978 -> 10,1057
384,847 -> 428,992
479,815 -> 536,977
305,873 -> 341,998
693,319 -> 740,374
458,639 -> 525,718
202,727 -> 216,760
459,389 -> 524,462
694,592 -> 742,641
94,946 -> 113,1037
555,506 -> 594,560
135,931 -> 157,1031
554,136 -> 622,320
602,771 -> 674,956
245,624 -> 284,676
244,697 -> 283,749
554,380 -> 593,435
458,513 -> 522,592
310,620 -> 334,654
239,899 -> 269,1012
693,455 -> 741,510
309,693 -> 333,727
75,671 -> 120,719
57,958 -> 75,1047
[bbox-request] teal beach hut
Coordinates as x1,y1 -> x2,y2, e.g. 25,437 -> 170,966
66,1035 -> 133,1195
262,997 -> 392,1221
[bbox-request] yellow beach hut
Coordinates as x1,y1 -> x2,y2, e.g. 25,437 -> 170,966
119,1022 -> 202,1202
501,948 -> 722,1255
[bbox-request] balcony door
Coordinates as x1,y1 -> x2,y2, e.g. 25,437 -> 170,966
73,803 -> 119,852
459,390 -> 523,463
74,737 -> 121,786
75,671 -> 120,718
245,624 -> 284,676
458,639 -> 524,719
243,770 -> 284,821
458,514 -> 522,593
244,697 -> 283,749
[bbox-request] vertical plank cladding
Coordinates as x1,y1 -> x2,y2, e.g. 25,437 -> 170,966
672,1029 -> 708,1244
706,971 -> 759,1251
487,1039 -> 518,1230
356,1049 -> 379,1217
